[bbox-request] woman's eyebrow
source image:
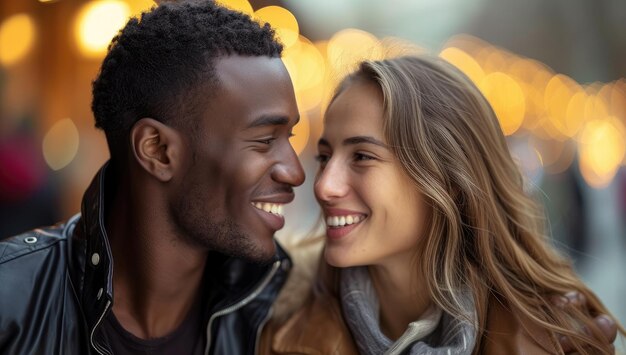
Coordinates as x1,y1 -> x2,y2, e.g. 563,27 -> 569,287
343,136 -> 387,148
318,136 -> 387,148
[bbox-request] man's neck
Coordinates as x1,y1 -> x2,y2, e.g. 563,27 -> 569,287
106,185 -> 208,339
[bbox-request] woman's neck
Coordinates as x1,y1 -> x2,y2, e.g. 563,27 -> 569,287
368,255 -> 432,340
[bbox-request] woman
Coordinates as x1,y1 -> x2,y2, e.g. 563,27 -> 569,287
262,55 -> 623,354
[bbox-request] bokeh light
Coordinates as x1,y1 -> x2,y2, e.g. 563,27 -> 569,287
327,28 -> 383,79
476,47 -> 508,73
282,36 -> 327,111
442,34 -> 488,58
126,0 -> 154,16
283,36 -> 325,91
289,113 -> 310,156
578,117 -> 626,188
42,118 -> 80,171
439,46 -> 485,84
216,0 -> 253,16
563,91 -> 587,138
254,6 -> 299,49
0,14 -> 36,67
544,74 -> 583,139
583,95 -> 609,126
480,72 -> 525,136
609,80 -> 626,121
74,0 -> 130,58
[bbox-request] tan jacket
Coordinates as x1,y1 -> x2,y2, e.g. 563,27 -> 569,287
260,236 -> 562,355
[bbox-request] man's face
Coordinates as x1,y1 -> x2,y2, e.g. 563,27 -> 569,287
171,55 -> 305,263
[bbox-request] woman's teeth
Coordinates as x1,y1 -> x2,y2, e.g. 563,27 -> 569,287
326,215 -> 363,227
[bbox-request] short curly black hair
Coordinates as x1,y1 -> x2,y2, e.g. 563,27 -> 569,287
92,0 -> 283,160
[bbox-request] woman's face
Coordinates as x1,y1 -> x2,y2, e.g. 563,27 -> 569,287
314,79 -> 429,268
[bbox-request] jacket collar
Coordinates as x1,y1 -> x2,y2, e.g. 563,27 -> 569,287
70,162 -> 292,351
73,162 -> 115,347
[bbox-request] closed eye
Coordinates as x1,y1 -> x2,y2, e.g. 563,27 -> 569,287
256,138 -> 276,145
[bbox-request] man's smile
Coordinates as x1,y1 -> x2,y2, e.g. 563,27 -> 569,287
251,202 -> 285,217
250,201 -> 287,231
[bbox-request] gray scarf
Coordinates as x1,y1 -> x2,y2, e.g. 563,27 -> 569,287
340,267 -> 477,355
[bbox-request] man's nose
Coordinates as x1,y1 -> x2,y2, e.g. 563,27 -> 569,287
272,143 -> 305,187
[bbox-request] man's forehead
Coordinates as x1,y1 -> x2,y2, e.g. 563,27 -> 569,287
200,55 -> 298,129
215,55 -> 287,84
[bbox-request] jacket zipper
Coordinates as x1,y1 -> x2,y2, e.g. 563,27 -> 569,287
254,304 -> 274,354
90,300 -> 112,355
204,260 -> 281,355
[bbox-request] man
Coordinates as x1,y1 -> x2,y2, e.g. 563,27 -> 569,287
0,1 -> 618,354
0,2 -> 303,354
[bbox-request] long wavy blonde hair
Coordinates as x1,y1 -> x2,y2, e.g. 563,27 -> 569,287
323,55 -> 624,354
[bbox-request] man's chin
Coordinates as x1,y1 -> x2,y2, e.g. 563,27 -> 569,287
215,228 -> 277,264
245,240 -> 277,265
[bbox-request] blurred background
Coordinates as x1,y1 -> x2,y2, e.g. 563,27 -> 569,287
1,0 -> 625,346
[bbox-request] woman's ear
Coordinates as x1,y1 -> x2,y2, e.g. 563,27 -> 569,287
130,118 -> 184,182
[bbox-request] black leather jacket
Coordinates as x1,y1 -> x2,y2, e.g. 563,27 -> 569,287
0,164 -> 292,355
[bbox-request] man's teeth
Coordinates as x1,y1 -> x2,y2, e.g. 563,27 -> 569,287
252,202 -> 284,216
326,215 -> 363,227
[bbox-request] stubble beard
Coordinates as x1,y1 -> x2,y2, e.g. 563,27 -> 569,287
170,197 -> 274,264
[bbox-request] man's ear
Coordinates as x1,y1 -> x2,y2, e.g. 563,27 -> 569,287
130,118 -> 184,182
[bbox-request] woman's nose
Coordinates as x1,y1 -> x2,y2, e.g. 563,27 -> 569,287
314,161 -> 349,203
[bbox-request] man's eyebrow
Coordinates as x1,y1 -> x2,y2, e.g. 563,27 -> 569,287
317,136 -> 387,148
246,115 -> 299,129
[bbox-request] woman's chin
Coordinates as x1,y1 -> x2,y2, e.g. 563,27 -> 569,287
324,248 -> 359,268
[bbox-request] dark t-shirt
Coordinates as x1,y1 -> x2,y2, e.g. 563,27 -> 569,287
100,300 -> 206,355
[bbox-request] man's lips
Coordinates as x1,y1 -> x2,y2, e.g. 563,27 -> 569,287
250,193 -> 294,231
251,192 -> 295,205
251,201 -> 285,216
250,193 -> 294,215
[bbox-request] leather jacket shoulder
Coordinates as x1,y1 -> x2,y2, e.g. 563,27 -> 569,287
0,163 -> 291,355
0,216 -> 87,354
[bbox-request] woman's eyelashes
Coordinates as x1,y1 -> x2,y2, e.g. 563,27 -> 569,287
354,152 -> 375,162
315,153 -> 330,165
314,151 -> 377,166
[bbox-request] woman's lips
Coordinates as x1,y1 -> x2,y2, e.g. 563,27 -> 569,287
324,211 -> 367,240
